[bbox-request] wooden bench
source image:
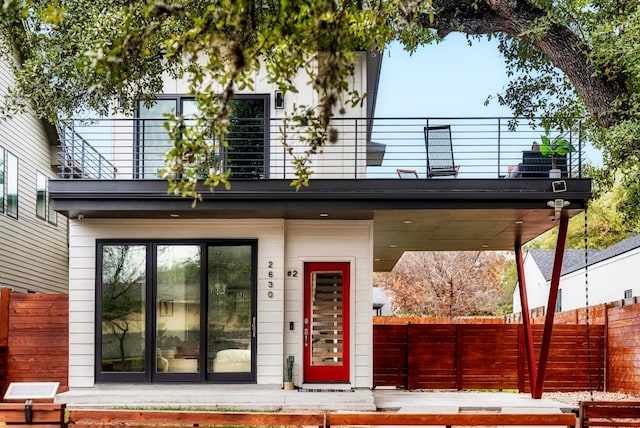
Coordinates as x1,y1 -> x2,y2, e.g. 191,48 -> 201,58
67,409 -> 576,428
580,401 -> 640,428
0,403 -> 65,428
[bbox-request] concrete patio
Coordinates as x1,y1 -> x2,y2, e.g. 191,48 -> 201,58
55,385 -> 576,413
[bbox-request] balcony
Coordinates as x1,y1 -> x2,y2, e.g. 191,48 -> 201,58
55,117 -> 588,181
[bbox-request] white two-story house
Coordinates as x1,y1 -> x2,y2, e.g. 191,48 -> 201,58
49,50 -> 592,391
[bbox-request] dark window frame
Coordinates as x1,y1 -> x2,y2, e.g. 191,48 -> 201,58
95,238 -> 258,384
0,147 -> 4,214
554,288 -> 562,313
36,171 -> 47,220
135,95 -> 270,180
624,289 -> 633,299
6,151 -> 18,219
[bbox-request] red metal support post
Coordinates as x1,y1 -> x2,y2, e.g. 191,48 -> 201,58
515,242 -> 538,396
533,212 -> 570,398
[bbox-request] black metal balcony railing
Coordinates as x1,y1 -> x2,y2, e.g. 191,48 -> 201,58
58,125 -> 117,179
56,117 -> 589,180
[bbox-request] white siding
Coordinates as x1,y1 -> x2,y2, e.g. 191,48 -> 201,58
556,247 -> 640,311
107,53 -> 370,180
0,59 -> 68,293
68,218 -> 374,389
512,252 -> 549,313
283,220 -> 373,388
67,218 -> 285,387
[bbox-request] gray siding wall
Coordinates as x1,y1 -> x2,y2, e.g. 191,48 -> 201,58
0,59 -> 68,293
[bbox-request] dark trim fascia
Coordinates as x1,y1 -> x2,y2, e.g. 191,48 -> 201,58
50,178 -> 592,219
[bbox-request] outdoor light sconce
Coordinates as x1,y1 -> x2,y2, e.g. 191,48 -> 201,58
275,90 -> 284,109
547,198 -> 570,222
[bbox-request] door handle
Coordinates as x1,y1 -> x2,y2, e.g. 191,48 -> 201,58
252,317 -> 256,338
303,327 -> 309,347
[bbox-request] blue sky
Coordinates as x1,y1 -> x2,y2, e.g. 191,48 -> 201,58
376,34 -> 513,118
376,34 -> 602,165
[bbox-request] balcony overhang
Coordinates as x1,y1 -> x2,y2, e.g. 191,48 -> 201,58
50,178 -> 591,271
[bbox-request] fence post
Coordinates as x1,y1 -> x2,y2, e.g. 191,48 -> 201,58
406,322 -> 412,389
455,325 -> 463,390
0,288 -> 9,396
0,288 -> 9,347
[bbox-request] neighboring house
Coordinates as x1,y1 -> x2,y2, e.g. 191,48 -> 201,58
372,287 -> 392,316
512,234 -> 640,314
49,50 -> 592,391
0,58 -> 68,293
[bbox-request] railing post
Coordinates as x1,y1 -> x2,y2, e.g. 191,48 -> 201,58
354,119 -> 358,179
578,120 -> 583,178
497,118 -> 502,178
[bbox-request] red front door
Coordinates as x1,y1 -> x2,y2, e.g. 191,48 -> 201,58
303,262 -> 350,383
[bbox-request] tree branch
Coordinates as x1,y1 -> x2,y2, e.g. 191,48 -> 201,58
408,0 -> 626,128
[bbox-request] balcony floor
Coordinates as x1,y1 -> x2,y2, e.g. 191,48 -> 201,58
50,178 -> 591,271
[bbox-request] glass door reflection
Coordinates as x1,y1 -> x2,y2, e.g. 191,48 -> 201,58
207,245 -> 253,376
155,244 -> 201,374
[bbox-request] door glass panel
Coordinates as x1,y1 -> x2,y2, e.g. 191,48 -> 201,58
139,99 -> 176,178
156,245 -> 201,373
100,245 -> 147,372
310,271 -> 343,366
207,245 -> 252,374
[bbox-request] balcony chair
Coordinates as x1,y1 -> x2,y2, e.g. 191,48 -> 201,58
424,125 -> 460,178
396,169 -> 419,179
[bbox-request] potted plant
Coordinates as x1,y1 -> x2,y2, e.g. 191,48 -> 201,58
539,125 -> 576,178
283,355 -> 295,390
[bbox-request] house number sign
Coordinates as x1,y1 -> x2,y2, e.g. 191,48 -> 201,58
267,261 -> 274,298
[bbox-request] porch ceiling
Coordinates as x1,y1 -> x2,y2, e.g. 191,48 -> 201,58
50,178 -> 591,272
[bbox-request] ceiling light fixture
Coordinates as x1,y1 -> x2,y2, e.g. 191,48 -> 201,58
320,213 -> 329,217
403,220 -> 413,224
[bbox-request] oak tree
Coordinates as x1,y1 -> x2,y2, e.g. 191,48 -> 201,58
375,251 -> 513,317
0,0 -> 639,218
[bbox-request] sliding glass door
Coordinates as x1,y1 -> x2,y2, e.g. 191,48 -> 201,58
97,240 -> 256,383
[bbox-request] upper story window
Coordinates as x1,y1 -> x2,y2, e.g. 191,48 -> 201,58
624,289 -> 632,299
48,192 -> 57,226
36,172 -> 46,220
35,171 -> 57,226
6,151 -> 18,218
554,289 -> 562,313
137,95 -> 269,180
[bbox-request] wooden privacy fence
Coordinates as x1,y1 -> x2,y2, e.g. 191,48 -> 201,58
0,289 -> 69,396
374,323 -> 604,392
66,409 -> 578,428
